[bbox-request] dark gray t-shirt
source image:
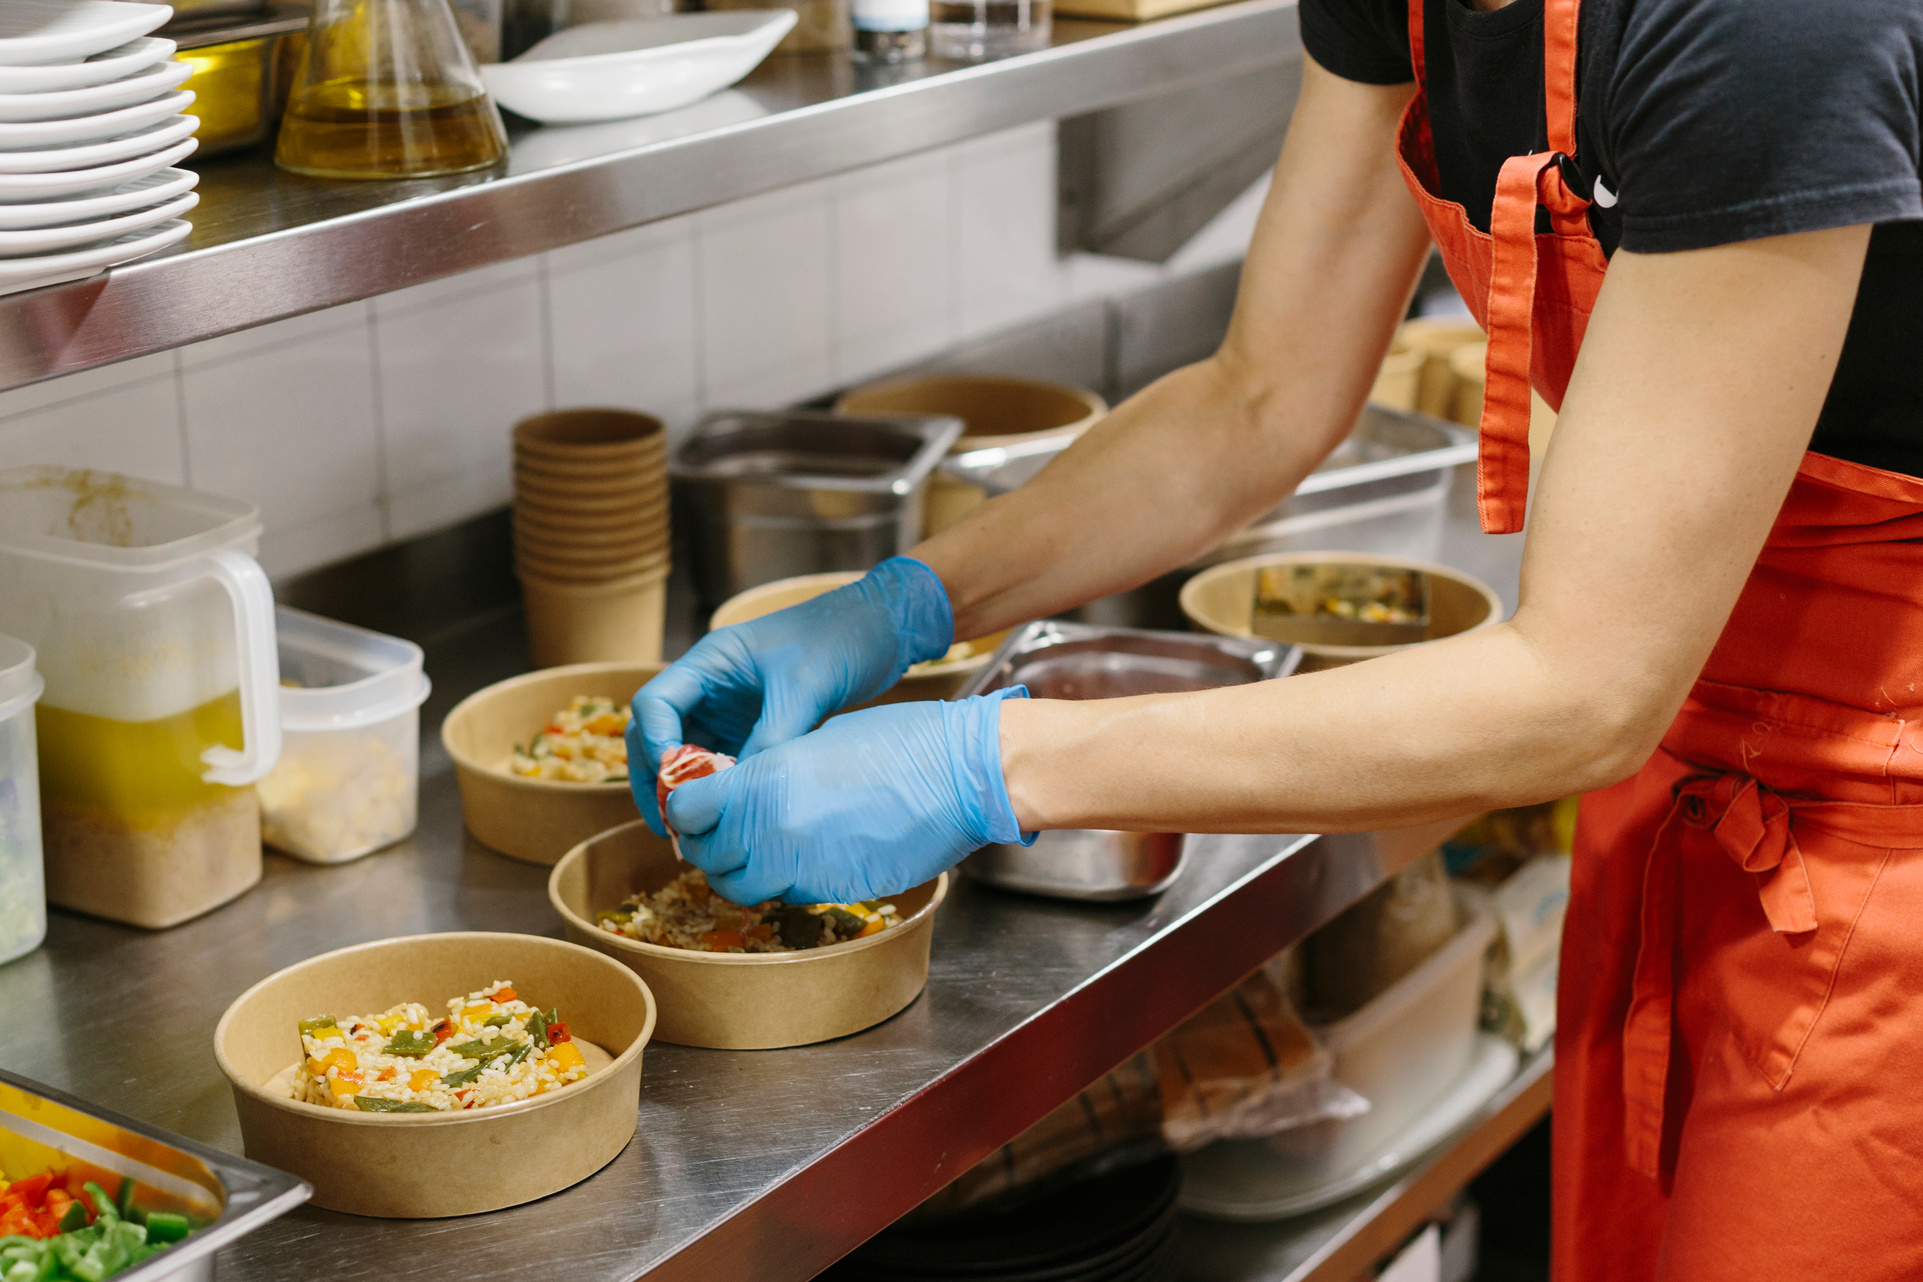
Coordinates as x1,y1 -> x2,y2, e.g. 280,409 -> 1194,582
1301,0 -> 1923,475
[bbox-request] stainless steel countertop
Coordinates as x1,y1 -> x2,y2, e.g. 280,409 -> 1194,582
0,0 -> 1302,394
0,477 -> 1525,1281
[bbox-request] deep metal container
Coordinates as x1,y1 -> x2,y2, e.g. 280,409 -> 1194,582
672,410 -> 962,611
0,1068 -> 309,1282
941,404 -> 1476,568
958,621 -> 1299,900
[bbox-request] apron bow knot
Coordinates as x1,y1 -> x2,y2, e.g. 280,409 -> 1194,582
1675,774 -> 1818,935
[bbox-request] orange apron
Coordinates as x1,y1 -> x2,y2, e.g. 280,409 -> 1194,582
1393,0 -> 1923,1277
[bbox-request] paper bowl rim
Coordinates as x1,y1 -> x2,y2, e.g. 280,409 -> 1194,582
549,823 -> 949,967
213,931 -> 656,1127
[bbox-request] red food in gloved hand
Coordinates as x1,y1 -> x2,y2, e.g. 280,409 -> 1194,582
657,744 -> 736,834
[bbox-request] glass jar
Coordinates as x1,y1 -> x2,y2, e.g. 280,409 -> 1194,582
929,0 -> 1048,60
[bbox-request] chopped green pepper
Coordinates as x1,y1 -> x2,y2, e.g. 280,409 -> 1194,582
350,1098 -> 441,1114
81,1185 -> 115,1226
141,1213 -> 190,1244
55,1205 -> 86,1235
382,1029 -> 436,1058
111,1181 -> 132,1221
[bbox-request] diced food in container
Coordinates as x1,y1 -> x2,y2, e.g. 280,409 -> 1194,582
0,1066 -> 309,1278
257,607 -> 430,864
599,868 -> 903,954
510,695 -> 629,783
284,980 -> 601,1113
0,634 -> 44,965
0,468 -> 284,929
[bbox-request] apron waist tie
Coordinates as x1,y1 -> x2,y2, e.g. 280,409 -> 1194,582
1621,771 -> 1923,1177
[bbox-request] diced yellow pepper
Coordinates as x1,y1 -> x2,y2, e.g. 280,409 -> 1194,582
856,918 -> 886,938
461,1004 -> 494,1023
376,1013 -> 407,1034
304,1024 -> 343,1046
330,1071 -> 363,1103
408,1070 -> 439,1092
315,1047 -> 357,1078
545,1042 -> 586,1072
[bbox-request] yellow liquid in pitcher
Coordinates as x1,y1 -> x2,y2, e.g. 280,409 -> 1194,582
275,79 -> 504,179
36,692 -> 246,828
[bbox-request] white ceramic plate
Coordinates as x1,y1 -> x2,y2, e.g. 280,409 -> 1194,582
0,88 -> 191,149
0,2 -> 172,68
0,134 -> 194,201
0,217 -> 189,296
0,113 -> 197,174
0,36 -> 173,94
0,59 -> 191,123
0,166 -> 195,229
0,187 -> 194,257
1178,1034 -> 1521,1221
480,10 -> 797,125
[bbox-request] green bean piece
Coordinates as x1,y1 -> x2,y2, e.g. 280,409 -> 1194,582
57,1203 -> 87,1233
350,1097 -> 441,1114
445,1038 -> 515,1062
296,1016 -> 337,1034
82,1184 -> 116,1224
382,1029 -> 436,1058
822,907 -> 867,935
482,1015 -> 510,1028
525,1009 -> 548,1046
439,1062 -> 486,1088
140,1212 -> 190,1244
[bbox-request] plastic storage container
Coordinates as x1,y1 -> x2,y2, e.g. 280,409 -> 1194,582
258,608 -> 430,864
0,635 -> 45,965
0,467 -> 282,930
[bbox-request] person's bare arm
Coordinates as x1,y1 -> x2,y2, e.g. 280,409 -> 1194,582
998,224 -> 1873,833
913,59 -> 1433,641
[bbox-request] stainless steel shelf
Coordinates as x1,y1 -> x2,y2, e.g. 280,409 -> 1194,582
1179,1048 -> 1554,1282
0,0 -> 1302,394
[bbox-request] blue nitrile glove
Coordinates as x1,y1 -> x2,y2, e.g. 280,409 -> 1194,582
629,557 -> 954,836
665,687 -> 1034,906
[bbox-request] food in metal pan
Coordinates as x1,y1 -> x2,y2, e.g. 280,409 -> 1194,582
598,869 -> 902,953
290,981 -> 592,1112
509,696 -> 630,782
0,1170 -> 196,1280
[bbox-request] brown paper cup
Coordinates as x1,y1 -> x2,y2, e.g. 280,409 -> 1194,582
513,409 -> 666,459
514,501 -> 668,540
521,567 -> 668,670
515,550 -> 670,587
1396,318 -> 1487,419
549,821 -> 947,1049
1179,551 -> 1503,671
213,931 -> 656,1218
441,661 -> 663,864
834,374 -> 1107,537
1368,339 -> 1424,412
513,469 -> 666,502
709,572 -> 1007,702
513,484 -> 663,516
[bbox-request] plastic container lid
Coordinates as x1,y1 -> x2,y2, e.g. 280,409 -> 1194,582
0,632 -> 42,723
275,607 -> 430,732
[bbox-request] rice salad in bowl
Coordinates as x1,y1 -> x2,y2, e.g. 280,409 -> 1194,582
599,869 -> 903,954
290,980 -> 593,1113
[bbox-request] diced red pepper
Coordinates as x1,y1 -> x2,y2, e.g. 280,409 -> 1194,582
494,987 -> 517,1003
432,1020 -> 452,1044
547,1021 -> 571,1045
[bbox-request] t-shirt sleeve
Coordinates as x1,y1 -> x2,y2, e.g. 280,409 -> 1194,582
1300,0 -> 1413,86
1600,0 -> 1923,253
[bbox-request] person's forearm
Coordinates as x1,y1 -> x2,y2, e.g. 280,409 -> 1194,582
912,64 -> 1432,640
998,621 -> 1625,834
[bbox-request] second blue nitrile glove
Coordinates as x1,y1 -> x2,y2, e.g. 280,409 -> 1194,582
664,687 -> 1034,906
628,556 -> 954,836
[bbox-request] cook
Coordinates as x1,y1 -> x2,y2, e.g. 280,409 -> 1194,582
632,0 -> 1923,1274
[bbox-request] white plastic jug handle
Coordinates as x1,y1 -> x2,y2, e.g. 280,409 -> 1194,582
199,548 -> 283,786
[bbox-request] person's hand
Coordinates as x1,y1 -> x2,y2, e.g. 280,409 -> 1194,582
664,688 -> 1033,905
628,557 -> 953,835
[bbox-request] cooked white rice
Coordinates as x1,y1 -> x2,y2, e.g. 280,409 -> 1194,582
510,696 -> 630,783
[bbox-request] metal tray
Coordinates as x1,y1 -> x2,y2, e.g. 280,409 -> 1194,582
957,622 -> 1299,901
940,404 -> 1475,550
0,1068 -> 309,1282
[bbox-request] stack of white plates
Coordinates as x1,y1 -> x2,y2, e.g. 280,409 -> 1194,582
0,2 -> 198,297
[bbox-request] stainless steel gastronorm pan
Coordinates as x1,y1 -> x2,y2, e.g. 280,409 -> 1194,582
0,1068 -> 308,1282
957,622 -> 1299,901
671,410 -> 963,608
941,404 -> 1477,563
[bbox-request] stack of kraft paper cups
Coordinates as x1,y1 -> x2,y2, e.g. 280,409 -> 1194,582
512,410 -> 669,668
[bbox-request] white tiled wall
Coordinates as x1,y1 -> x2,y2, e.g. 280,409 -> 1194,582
0,122 -> 1266,580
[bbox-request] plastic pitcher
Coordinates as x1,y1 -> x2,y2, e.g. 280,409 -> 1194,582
0,467 -> 282,929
